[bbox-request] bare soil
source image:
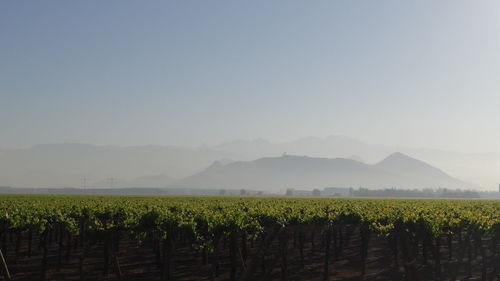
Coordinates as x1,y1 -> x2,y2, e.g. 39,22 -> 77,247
0,226 -> 497,281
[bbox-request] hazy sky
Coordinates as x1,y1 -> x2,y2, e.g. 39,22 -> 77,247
2,1 -> 500,152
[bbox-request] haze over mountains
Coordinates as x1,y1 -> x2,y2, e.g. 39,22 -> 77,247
0,143 -> 230,188
172,153 -> 474,191
0,135 -> 498,190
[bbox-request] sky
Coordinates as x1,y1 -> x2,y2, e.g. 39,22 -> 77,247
1,1 -> 500,153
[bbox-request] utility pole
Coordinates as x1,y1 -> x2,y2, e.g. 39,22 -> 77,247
81,177 -> 88,192
109,177 -> 115,188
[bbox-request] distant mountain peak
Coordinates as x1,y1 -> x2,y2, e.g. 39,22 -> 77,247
374,152 -> 468,187
207,161 -> 226,169
349,155 -> 365,163
389,151 -> 405,156
377,152 -> 430,167
384,151 -> 411,159
171,154 -> 475,191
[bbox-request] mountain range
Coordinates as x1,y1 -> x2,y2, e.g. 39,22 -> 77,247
0,136 -> 498,190
0,143 -> 229,188
170,153 -> 475,191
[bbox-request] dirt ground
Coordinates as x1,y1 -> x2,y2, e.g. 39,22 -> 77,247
1,226 -> 497,281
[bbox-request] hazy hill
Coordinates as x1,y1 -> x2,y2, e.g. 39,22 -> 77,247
0,143 -> 229,188
0,136 -> 497,189
374,152 -> 471,189
171,153 -> 475,191
375,152 -> 449,178
212,136 -> 499,189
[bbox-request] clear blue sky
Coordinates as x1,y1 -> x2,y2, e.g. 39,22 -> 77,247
1,1 -> 500,152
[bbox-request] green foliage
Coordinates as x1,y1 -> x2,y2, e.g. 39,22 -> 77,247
0,194 -> 499,248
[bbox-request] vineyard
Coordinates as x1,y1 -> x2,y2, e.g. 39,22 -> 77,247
0,195 -> 499,281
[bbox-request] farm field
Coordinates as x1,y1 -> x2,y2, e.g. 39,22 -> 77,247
0,195 -> 499,281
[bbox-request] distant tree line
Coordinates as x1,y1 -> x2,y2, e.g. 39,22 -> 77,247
352,187 -> 480,198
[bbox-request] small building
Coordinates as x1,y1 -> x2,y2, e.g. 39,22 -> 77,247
322,187 -> 351,197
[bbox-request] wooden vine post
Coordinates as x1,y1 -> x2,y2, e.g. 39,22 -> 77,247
0,248 -> 11,281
